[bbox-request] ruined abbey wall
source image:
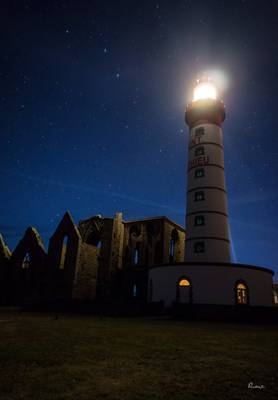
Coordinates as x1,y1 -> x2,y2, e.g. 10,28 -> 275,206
0,212 -> 185,307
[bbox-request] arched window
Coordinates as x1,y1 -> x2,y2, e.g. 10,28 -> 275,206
235,281 -> 248,305
169,229 -> 179,262
177,278 -> 192,304
169,238 -> 175,259
179,279 -> 190,286
133,243 -> 140,265
87,231 -> 101,247
22,252 -> 31,269
60,236 -> 68,269
133,283 -> 137,297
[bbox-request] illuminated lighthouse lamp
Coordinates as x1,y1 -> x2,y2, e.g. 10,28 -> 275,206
193,78 -> 217,102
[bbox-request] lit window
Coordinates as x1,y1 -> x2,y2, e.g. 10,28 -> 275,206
194,215 -> 205,226
194,191 -> 205,201
179,279 -> 190,286
195,146 -> 204,156
194,241 -> 205,253
22,252 -> 31,269
236,282 -> 248,304
177,278 -> 192,303
195,168 -> 204,178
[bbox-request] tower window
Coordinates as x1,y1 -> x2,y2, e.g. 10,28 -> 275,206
194,241 -> 205,253
195,168 -> 204,178
195,146 -> 204,156
194,215 -> 205,226
235,282 -> 248,305
194,191 -> 205,201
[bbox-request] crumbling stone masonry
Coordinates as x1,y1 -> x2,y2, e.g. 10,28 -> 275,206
0,211 -> 185,307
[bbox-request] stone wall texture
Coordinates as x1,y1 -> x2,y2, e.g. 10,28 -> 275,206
0,212 -> 185,306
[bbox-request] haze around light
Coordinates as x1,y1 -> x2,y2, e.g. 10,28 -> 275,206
193,82 -> 217,101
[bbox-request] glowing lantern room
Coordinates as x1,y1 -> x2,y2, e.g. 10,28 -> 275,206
193,77 -> 217,102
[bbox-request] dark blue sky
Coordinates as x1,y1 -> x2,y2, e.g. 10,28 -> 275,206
1,1 -> 277,278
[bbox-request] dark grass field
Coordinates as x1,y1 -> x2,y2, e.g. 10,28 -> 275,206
0,309 -> 277,400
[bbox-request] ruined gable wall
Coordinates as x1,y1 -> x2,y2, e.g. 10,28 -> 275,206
10,227 -> 47,304
47,213 -> 82,301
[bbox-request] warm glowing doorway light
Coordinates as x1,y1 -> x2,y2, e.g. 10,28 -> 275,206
179,279 -> 191,286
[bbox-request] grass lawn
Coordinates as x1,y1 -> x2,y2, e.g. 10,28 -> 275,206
0,308 -> 277,400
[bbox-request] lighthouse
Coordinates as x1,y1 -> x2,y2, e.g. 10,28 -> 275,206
149,77 -> 274,308
184,77 -> 231,263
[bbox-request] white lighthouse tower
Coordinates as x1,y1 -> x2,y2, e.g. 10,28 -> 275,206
184,77 -> 231,263
149,77 -> 274,308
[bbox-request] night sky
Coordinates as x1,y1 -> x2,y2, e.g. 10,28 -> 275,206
1,1 -> 277,278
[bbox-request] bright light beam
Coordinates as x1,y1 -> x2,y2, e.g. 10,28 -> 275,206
193,82 -> 217,101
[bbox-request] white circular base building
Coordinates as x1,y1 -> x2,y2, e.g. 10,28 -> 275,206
149,263 -> 274,307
